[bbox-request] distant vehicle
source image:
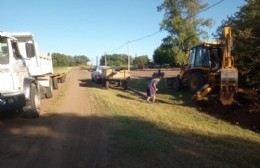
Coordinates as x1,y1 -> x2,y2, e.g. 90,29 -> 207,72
91,66 -> 110,83
100,68 -> 130,89
0,32 -> 65,118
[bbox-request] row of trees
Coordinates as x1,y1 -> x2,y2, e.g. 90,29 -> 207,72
52,53 -> 90,67
52,52 -> 149,69
99,54 -> 150,69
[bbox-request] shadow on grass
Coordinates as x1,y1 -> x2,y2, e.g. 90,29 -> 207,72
116,94 -> 136,100
78,76 -> 260,133
78,78 -> 128,91
0,113 -> 259,168
128,78 -> 260,133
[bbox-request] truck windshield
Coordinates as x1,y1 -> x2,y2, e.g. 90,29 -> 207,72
0,37 -> 9,64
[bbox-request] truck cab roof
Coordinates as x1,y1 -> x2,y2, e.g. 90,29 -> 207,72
0,32 -> 17,41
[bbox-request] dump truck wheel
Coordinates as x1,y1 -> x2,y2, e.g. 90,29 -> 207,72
45,79 -> 53,98
61,76 -> 66,83
172,78 -> 181,91
188,72 -> 205,93
53,78 -> 59,89
21,83 -> 41,118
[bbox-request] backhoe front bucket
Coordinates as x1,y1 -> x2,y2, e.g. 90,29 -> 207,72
220,91 -> 235,105
220,68 -> 238,105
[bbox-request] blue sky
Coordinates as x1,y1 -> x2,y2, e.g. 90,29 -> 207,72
2,0 -> 245,63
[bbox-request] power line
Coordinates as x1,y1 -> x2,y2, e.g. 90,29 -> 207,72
103,0 -> 225,55
105,30 -> 163,54
195,0 -> 225,17
130,30 -> 162,43
105,41 -> 128,54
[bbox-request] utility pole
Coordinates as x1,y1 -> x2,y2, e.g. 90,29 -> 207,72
96,56 -> 98,66
128,41 -> 130,71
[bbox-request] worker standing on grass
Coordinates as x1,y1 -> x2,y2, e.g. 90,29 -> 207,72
146,76 -> 161,103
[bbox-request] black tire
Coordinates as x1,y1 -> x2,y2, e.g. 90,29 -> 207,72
172,78 -> 181,91
45,79 -> 53,98
117,81 -> 121,87
61,76 -> 66,83
188,72 -> 206,93
122,81 -> 128,90
22,83 -> 41,118
53,78 -> 59,89
101,78 -> 105,86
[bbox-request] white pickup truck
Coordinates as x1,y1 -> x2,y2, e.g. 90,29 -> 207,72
0,32 -> 65,118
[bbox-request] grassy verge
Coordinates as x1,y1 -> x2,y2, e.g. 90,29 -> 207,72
53,66 -> 74,74
87,78 -> 260,168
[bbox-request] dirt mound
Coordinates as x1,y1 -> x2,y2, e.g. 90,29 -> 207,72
205,90 -> 260,133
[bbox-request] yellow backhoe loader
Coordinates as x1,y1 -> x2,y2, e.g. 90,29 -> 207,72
171,27 -> 238,105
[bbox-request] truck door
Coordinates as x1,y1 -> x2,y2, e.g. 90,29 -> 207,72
11,41 -> 29,91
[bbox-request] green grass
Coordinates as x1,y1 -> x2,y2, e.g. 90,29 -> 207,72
86,78 -> 260,168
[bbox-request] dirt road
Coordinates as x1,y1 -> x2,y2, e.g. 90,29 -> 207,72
0,69 -> 108,168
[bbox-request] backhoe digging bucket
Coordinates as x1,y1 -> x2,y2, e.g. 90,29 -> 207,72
220,68 -> 238,105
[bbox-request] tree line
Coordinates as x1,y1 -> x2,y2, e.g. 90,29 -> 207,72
51,53 -> 90,67
99,54 -> 150,69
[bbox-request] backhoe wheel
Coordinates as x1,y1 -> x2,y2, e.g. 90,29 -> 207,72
188,72 -> 205,93
22,83 -> 41,118
122,81 -> 128,90
172,78 -> 181,91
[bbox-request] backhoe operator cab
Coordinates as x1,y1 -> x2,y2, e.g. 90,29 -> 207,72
189,42 -> 222,71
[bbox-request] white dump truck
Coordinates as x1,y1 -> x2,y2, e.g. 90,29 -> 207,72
0,32 -> 65,118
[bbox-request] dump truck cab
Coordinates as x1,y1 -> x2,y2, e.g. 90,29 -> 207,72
0,33 -> 30,110
0,32 -> 59,117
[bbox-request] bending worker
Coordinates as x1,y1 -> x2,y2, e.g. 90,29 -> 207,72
146,76 -> 161,103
